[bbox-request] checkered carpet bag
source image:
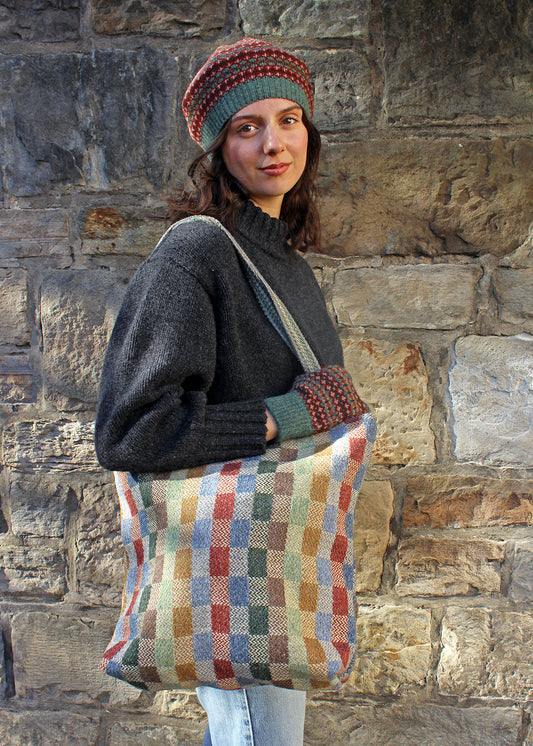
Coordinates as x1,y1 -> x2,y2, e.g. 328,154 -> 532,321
101,218 -> 376,691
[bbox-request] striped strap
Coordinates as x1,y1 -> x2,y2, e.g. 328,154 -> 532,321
167,215 -> 320,374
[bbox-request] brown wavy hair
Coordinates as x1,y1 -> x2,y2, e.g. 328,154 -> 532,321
169,112 -> 322,253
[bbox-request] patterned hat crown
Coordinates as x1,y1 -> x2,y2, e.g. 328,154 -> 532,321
182,38 -> 314,149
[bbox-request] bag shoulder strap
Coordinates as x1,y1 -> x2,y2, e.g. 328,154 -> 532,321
166,215 -> 320,373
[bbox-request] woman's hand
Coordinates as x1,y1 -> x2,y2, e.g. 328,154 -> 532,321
265,408 -> 279,442
265,365 -> 367,442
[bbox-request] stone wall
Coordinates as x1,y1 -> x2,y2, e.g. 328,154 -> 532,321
1,1 -> 532,744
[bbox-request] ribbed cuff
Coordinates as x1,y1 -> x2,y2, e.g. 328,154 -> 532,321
264,391 -> 314,442
201,399 -> 268,461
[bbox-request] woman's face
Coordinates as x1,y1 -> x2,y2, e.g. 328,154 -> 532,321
221,98 -> 308,219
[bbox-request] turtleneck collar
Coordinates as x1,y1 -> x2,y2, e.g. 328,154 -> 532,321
235,200 -> 290,258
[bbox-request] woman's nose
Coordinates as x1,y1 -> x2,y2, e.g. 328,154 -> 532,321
262,125 -> 284,154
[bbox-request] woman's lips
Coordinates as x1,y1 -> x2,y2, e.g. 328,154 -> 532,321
260,162 -> 291,176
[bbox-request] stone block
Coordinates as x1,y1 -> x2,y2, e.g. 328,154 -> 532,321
0,50 -> 178,195
2,420 -> 98,472
7,471 -> 73,538
395,537 -> 504,596
333,264 -> 480,329
0,208 -> 70,266
509,539 -> 533,603
80,205 -> 167,257
403,475 -> 533,528
438,606 -> 533,700
0,0 -> 80,42
0,710 -> 100,746
11,610 -> 132,702
348,605 -> 431,695
343,338 -> 435,465
41,270 -> 126,403
77,479 -> 125,607
304,701 -> 522,746
0,354 -> 33,403
239,0 -> 369,38
0,269 -> 29,345
354,480 -> 394,592
107,718 -> 205,746
0,612 -> 5,699
493,268 -> 533,330
90,0 -> 225,35
382,0 -> 533,124
319,138 -> 533,257
0,538 -> 66,599
448,335 -> 533,467
297,49 -> 372,132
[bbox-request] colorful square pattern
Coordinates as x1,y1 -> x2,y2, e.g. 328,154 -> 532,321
101,412 -> 376,691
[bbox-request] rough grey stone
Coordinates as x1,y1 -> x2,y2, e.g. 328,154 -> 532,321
0,353 -> 33,403
41,270 -> 126,403
239,0 -> 369,38
348,605 -> 431,694
395,537 -> 504,596
0,710 -> 100,746
0,50 -> 179,195
7,471 -> 73,538
343,338 -> 435,465
0,269 -> 29,345
333,264 -> 480,329
509,539 -> 533,603
448,335 -> 533,466
90,0 -> 225,36
0,0 -> 80,42
304,700 -> 523,746
297,49 -> 372,131
382,0 -> 533,124
107,719 -> 205,746
11,610 -> 133,702
493,268 -> 533,330
0,208 -> 70,267
0,538 -> 66,599
2,420 -> 98,471
438,606 -> 533,699
319,138 -> 533,257
77,480 -> 125,607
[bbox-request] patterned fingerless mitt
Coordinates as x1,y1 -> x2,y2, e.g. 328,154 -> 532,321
265,365 -> 367,442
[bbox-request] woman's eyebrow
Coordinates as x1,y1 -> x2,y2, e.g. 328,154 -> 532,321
231,105 -> 302,122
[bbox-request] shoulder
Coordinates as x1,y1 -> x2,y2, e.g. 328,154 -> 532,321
149,216 -> 237,278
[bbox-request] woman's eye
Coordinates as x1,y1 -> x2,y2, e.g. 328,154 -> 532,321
237,123 -> 256,134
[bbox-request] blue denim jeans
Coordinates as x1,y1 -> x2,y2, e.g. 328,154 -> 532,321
197,685 -> 306,746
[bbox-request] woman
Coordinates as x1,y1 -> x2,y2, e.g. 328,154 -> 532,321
96,38 -> 366,746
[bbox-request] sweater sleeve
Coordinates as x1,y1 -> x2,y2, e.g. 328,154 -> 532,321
95,252 -> 267,473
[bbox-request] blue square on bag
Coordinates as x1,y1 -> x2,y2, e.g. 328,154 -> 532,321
229,576 -> 249,605
317,557 -> 332,586
192,519 -> 212,548
236,473 -> 256,495
323,503 -> 337,533
138,509 -> 150,536
315,612 -> 332,640
193,632 -> 213,662
230,519 -> 250,547
191,576 -> 211,605
230,634 -> 249,664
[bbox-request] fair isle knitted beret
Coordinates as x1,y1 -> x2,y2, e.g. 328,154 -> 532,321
182,38 -> 314,149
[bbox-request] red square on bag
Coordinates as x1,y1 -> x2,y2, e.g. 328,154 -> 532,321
210,546 -> 230,575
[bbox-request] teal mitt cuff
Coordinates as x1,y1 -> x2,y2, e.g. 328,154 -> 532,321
265,391 -> 315,442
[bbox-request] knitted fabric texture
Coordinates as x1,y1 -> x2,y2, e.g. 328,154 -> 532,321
266,365 -> 367,442
182,38 -> 314,148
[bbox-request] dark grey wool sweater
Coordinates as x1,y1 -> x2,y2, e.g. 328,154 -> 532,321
95,200 -> 343,473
